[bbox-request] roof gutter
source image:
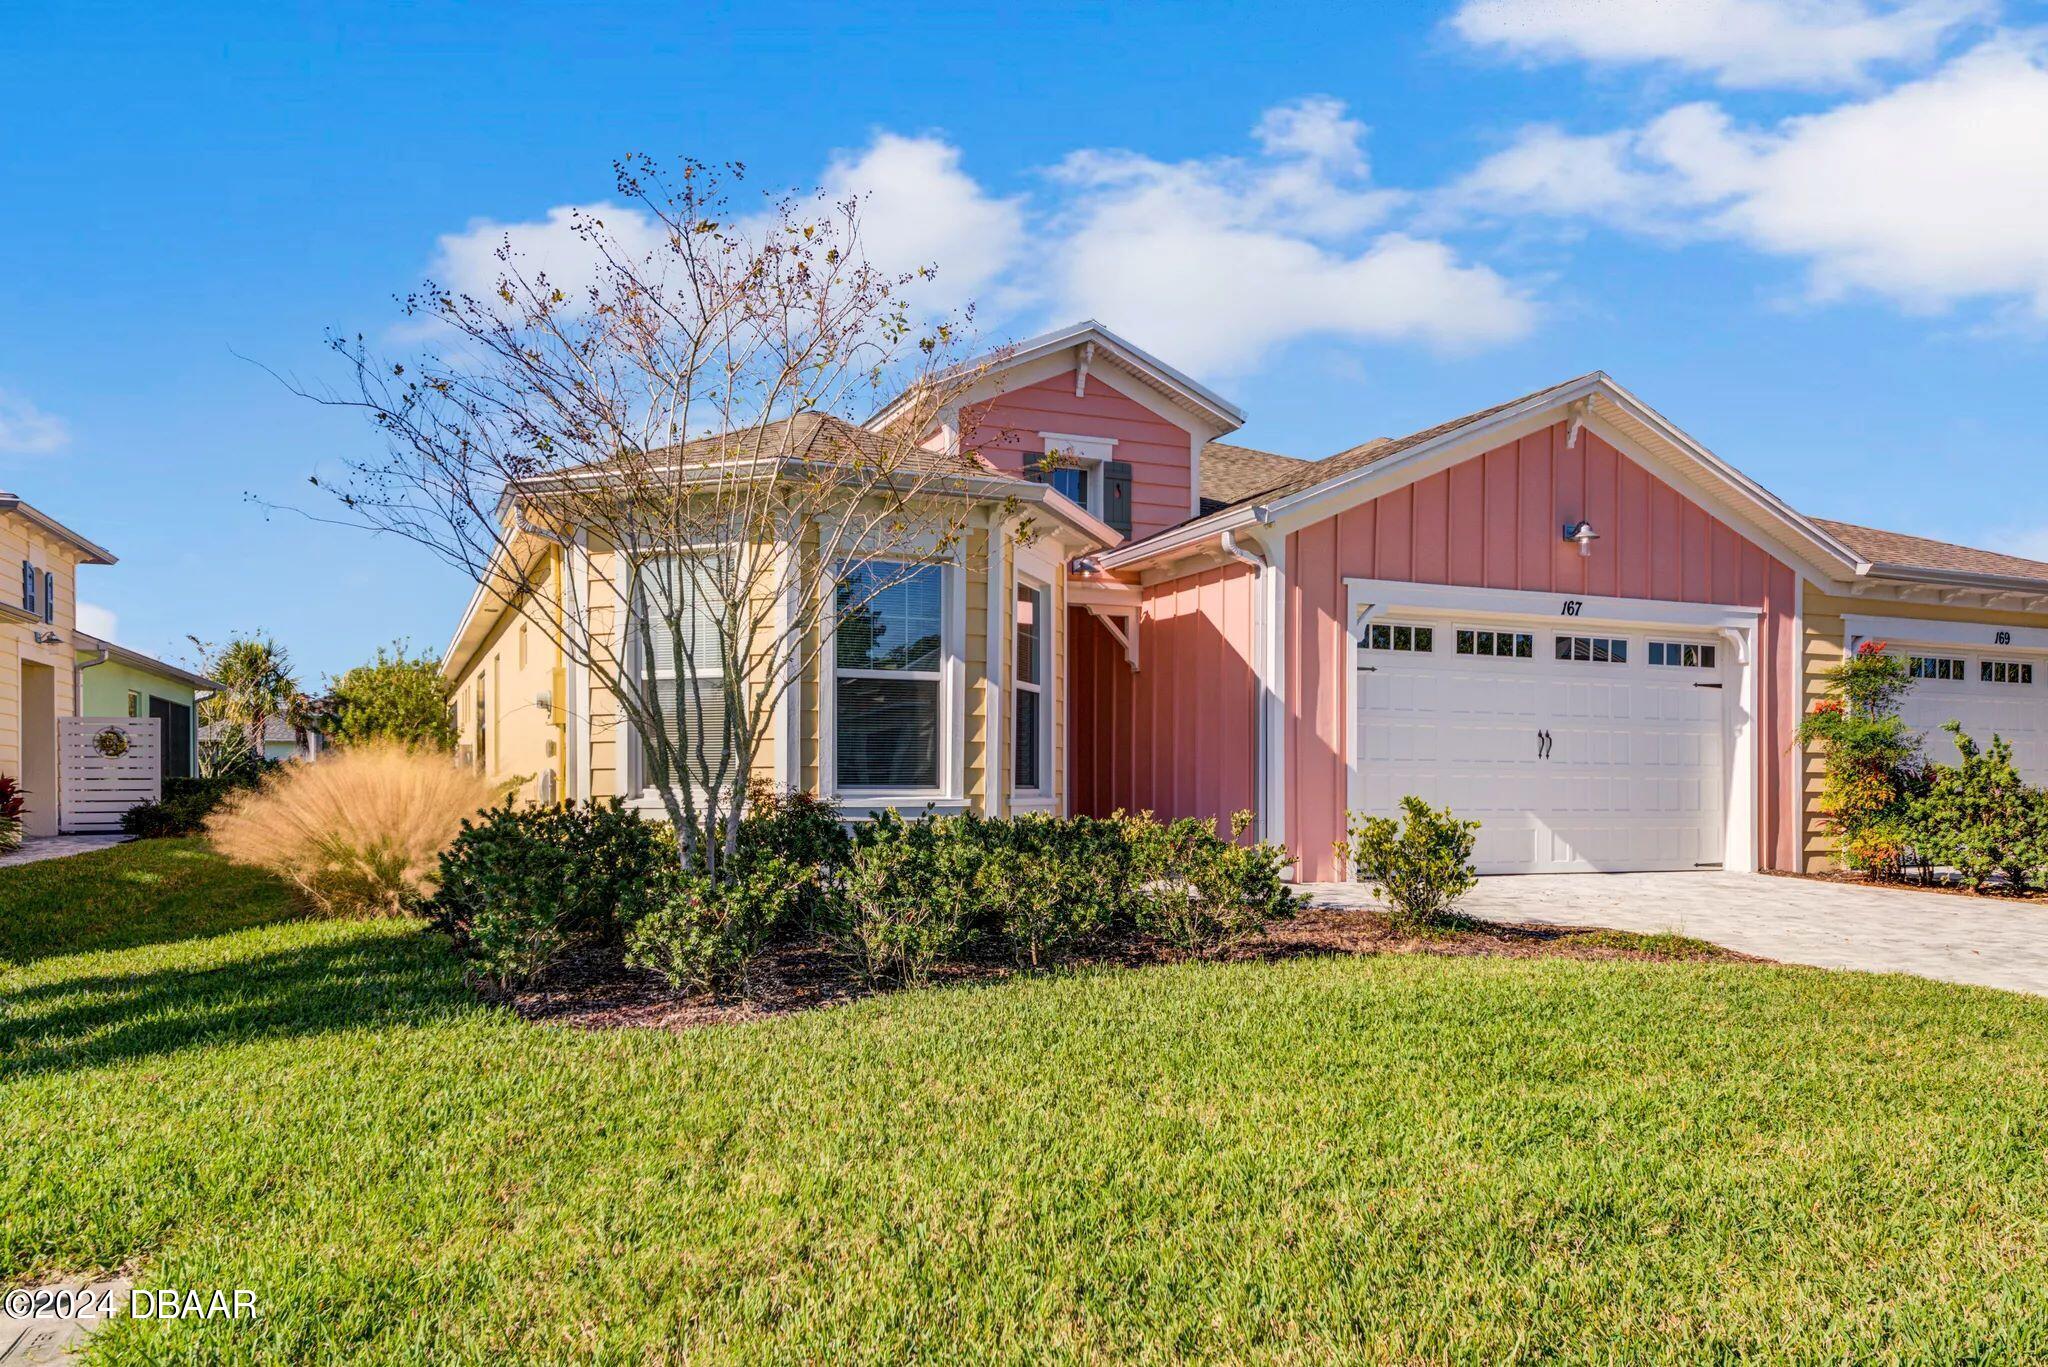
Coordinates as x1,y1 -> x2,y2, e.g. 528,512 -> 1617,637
1862,562 -> 2048,597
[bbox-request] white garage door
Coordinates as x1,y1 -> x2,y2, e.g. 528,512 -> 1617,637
1890,648 -> 2048,779
1353,620 -> 1727,874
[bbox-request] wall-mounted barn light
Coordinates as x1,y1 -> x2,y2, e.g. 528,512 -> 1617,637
1561,520 -> 1599,557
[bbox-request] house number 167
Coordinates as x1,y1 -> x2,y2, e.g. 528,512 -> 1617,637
1560,600 -> 1584,616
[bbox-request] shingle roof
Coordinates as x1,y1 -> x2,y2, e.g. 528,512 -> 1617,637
1811,518 -> 2048,586
573,411 -> 996,484
201,717 -> 323,745
1198,442 -> 1316,513
1247,373 -> 1600,505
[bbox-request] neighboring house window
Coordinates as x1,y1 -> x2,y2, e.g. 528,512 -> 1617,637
1014,580 -> 1047,792
126,690 -> 140,718
41,571 -> 53,624
835,560 -> 944,791
474,676 -> 488,771
636,557 -> 733,795
21,560 -> 35,615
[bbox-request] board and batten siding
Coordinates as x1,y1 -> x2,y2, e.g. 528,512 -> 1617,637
967,370 -> 1197,538
1068,561 -> 1259,835
1799,588 -> 2048,870
1285,420 -> 1802,881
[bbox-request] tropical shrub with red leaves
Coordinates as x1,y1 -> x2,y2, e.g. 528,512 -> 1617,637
0,774 -> 25,852
1797,642 -> 1926,877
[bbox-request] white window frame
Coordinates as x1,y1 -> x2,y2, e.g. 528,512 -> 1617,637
1038,432 -> 1116,518
819,550 -> 967,814
1012,573 -> 1051,800
621,550 -> 739,810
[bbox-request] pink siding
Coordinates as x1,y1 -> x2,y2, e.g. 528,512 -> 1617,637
1068,563 -> 1258,834
1285,421 -> 1801,880
968,370 -> 1195,539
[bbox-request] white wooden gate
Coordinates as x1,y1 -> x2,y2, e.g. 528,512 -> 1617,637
60,716 -> 162,833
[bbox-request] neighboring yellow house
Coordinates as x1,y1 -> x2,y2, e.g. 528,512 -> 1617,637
1796,520 -> 2048,870
0,491 -> 116,837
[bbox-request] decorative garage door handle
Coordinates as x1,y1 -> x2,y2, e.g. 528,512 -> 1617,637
1536,729 -> 1553,759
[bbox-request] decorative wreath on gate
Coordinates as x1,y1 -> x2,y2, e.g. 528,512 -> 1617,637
93,726 -> 132,758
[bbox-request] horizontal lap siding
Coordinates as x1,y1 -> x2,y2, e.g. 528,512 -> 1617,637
968,371 -> 1194,539
1068,564 -> 1257,836
1287,421 -> 1801,880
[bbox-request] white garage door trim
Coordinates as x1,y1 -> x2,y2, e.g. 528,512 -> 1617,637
1845,613 -> 2048,780
1343,578 -> 1762,875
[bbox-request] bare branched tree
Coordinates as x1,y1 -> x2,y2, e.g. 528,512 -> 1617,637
300,157 -> 1025,876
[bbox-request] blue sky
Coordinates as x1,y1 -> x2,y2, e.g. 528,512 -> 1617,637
4,0 -> 2045,681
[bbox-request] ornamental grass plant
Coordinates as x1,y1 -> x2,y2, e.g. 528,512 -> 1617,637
206,741 -> 505,917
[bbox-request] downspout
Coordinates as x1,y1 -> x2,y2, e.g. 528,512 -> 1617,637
74,645 -> 111,715
1219,531 -> 1271,843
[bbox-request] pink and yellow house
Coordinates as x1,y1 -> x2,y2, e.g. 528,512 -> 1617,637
445,321 -> 2048,880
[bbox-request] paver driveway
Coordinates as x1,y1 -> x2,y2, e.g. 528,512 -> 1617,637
1300,871 -> 2048,997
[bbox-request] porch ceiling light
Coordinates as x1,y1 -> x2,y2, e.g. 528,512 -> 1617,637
1562,520 -> 1599,557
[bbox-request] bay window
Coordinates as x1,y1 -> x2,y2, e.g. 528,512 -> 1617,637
835,560 -> 944,791
1013,580 -> 1047,792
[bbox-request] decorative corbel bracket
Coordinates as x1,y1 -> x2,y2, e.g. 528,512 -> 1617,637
1075,341 -> 1096,399
1087,603 -> 1138,670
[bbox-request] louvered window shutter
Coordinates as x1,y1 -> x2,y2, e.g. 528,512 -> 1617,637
21,560 -> 33,613
43,571 -> 54,624
1103,461 -> 1135,536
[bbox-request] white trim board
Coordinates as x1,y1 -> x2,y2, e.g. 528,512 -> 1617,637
1843,614 -> 2048,654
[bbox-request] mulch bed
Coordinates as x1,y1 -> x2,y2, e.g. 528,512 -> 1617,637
505,906 -> 1757,1033
1763,867 -> 2048,902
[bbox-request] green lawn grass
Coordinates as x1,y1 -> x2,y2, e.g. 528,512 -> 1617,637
7,840 -> 2048,1362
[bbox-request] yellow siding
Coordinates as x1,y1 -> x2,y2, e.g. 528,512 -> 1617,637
965,525 -> 990,812
1801,587 -> 2048,869
446,546 -> 567,803
0,510 -> 84,836
451,515 -> 1082,816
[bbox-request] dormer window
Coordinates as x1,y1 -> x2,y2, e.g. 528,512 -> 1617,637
1035,434 -> 1115,516
1027,433 -> 1134,536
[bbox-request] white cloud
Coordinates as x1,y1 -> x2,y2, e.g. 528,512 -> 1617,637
422,104 -> 1537,379
1448,44 -> 2048,319
428,201 -> 673,304
0,390 -> 71,455
1451,0 -> 1991,90
1045,99 -> 1534,372
818,133 -> 1026,313
77,602 -> 117,640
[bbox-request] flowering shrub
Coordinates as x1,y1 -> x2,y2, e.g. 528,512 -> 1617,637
1798,642 -> 1924,877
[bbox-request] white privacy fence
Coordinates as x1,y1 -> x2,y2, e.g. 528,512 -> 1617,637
59,716 -> 161,833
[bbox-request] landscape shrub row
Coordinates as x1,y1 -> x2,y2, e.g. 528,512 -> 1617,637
121,773 -> 265,838
436,786 -> 1301,997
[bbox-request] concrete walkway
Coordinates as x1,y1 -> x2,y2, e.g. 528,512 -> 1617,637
1300,871 -> 2048,997
0,834 -> 129,869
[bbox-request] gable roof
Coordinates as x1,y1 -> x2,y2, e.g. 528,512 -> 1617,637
1198,442 -> 1316,512
0,492 -> 117,565
1813,518 -> 2048,589
560,411 -> 996,485
74,632 -> 219,691
1100,371 -> 1861,581
866,320 -> 1247,434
